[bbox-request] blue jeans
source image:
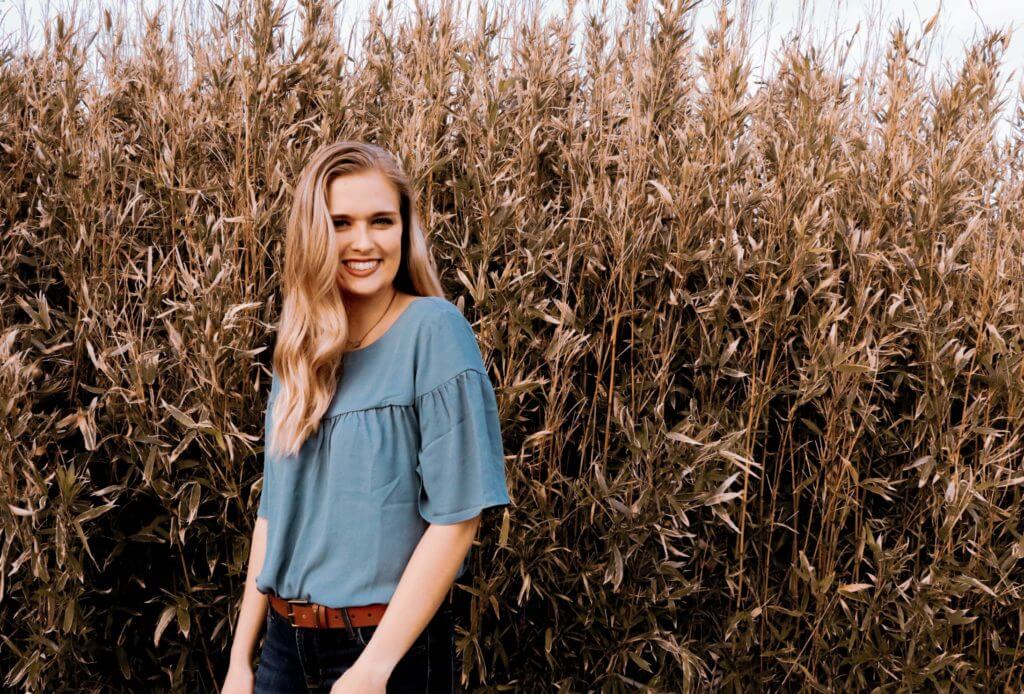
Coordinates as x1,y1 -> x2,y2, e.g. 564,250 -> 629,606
254,597 -> 456,693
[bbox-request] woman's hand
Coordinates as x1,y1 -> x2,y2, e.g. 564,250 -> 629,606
328,659 -> 388,693
220,662 -> 255,693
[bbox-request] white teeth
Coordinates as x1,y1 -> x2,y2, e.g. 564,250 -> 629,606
345,260 -> 379,270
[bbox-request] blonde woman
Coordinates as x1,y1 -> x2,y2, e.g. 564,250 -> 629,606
222,142 -> 512,693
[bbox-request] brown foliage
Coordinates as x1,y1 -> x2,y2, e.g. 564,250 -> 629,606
1,0 -> 1023,691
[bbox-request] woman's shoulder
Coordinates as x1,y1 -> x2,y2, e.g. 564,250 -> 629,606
408,296 -> 488,395
407,295 -> 475,341
410,294 -> 461,318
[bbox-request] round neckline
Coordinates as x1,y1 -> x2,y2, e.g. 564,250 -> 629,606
344,296 -> 428,355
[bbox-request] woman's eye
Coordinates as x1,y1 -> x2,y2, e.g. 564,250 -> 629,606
333,218 -> 392,228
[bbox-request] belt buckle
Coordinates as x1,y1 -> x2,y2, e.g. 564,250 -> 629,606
286,597 -> 309,627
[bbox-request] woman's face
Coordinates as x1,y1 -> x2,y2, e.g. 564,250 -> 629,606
326,168 -> 403,301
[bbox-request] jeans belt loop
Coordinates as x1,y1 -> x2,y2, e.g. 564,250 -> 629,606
340,606 -> 357,640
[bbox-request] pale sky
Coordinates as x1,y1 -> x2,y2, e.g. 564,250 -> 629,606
2,0 -> 1021,137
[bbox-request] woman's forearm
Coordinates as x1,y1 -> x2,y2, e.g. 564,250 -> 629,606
229,517 -> 271,669
357,515 -> 481,681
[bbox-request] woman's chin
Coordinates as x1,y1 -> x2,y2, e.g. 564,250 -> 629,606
337,279 -> 388,299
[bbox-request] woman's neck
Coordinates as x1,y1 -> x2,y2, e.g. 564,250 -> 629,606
344,289 -> 404,341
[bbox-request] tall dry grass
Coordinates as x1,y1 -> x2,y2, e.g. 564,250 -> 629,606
2,0 -> 1023,690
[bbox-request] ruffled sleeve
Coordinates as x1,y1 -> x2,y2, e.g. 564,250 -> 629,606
256,373 -> 279,520
256,458 -> 272,519
413,305 -> 512,525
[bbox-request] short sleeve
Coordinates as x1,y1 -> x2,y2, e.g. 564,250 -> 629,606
256,373 -> 278,520
413,304 -> 511,525
256,458 -> 272,520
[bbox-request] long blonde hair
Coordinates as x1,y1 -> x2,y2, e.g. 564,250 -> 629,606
268,141 -> 444,458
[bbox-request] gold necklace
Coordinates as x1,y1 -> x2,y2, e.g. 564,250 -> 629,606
346,290 -> 399,349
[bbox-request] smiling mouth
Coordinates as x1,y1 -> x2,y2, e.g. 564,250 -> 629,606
341,259 -> 382,276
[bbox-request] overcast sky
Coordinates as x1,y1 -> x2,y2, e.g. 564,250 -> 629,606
2,0 -> 1021,137
733,1 -> 1021,104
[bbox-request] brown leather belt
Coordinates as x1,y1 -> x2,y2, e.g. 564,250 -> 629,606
266,586 -> 454,631
267,593 -> 386,630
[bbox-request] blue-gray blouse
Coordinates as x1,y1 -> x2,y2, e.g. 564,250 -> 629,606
254,296 -> 512,608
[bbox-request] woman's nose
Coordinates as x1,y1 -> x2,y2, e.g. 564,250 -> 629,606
347,223 -> 373,247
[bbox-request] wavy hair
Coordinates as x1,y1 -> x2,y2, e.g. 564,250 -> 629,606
268,141 -> 444,458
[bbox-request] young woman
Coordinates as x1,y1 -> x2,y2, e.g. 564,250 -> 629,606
221,142 -> 512,693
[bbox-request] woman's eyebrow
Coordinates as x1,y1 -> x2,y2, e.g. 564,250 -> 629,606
330,210 -> 397,219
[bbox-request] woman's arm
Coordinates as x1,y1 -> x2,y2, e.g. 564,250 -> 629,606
228,517 -> 271,671
354,514 -> 482,684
